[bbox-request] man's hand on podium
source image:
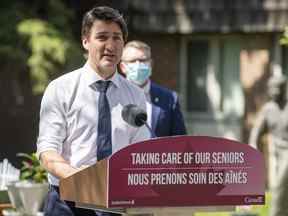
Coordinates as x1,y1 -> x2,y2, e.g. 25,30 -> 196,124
78,165 -> 90,170
40,150 -> 80,179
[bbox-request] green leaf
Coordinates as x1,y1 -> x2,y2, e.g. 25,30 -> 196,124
17,153 -> 34,161
18,152 -> 47,183
20,171 -> 32,180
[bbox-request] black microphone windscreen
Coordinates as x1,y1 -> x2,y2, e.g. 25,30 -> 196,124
122,104 -> 147,127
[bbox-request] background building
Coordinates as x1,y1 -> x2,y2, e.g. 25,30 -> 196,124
91,0 -> 288,142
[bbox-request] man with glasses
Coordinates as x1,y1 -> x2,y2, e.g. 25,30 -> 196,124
120,40 -> 187,137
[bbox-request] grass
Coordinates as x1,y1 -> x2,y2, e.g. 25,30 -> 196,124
0,190 -> 10,204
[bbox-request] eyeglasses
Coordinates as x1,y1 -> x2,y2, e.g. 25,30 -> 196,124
122,58 -> 151,64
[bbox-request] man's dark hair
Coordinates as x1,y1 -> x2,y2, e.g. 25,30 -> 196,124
81,6 -> 128,41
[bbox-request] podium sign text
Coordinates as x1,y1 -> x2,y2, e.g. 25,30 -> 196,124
108,136 -> 265,208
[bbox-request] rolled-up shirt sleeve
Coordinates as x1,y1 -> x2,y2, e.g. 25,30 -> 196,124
36,80 -> 67,158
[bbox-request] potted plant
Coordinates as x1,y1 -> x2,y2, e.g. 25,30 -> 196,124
17,153 -> 47,183
6,153 -> 48,215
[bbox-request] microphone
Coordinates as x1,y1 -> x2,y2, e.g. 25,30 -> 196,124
121,104 -> 156,137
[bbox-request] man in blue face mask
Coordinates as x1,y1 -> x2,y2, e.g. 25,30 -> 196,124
120,40 -> 187,137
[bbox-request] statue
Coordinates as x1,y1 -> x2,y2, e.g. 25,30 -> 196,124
249,74 -> 288,216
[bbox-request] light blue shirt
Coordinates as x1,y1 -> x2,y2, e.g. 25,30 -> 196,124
143,80 -> 152,127
36,63 -> 150,185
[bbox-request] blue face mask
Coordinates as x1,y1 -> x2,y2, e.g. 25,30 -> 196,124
124,62 -> 152,86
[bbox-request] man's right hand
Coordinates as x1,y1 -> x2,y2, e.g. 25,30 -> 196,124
40,150 -> 79,179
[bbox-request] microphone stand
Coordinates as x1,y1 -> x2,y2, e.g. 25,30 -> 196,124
142,120 -> 157,138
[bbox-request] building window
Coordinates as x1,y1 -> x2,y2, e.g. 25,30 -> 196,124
187,40 -> 209,112
281,45 -> 288,75
186,38 -> 223,115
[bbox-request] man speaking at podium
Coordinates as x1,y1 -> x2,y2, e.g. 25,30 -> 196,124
36,6 -> 150,216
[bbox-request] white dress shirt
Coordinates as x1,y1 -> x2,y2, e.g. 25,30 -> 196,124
143,80 -> 152,128
36,63 -> 150,185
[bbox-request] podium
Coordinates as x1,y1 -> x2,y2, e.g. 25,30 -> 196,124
59,136 -> 265,215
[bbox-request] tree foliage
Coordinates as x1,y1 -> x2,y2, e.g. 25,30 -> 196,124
18,19 -> 73,93
0,0 -> 84,94
280,27 -> 288,46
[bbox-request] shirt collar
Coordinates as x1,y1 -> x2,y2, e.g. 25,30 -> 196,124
82,62 -> 121,88
143,80 -> 151,102
143,79 -> 151,95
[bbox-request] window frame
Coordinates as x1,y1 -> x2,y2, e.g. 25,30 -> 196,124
180,35 -> 225,121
